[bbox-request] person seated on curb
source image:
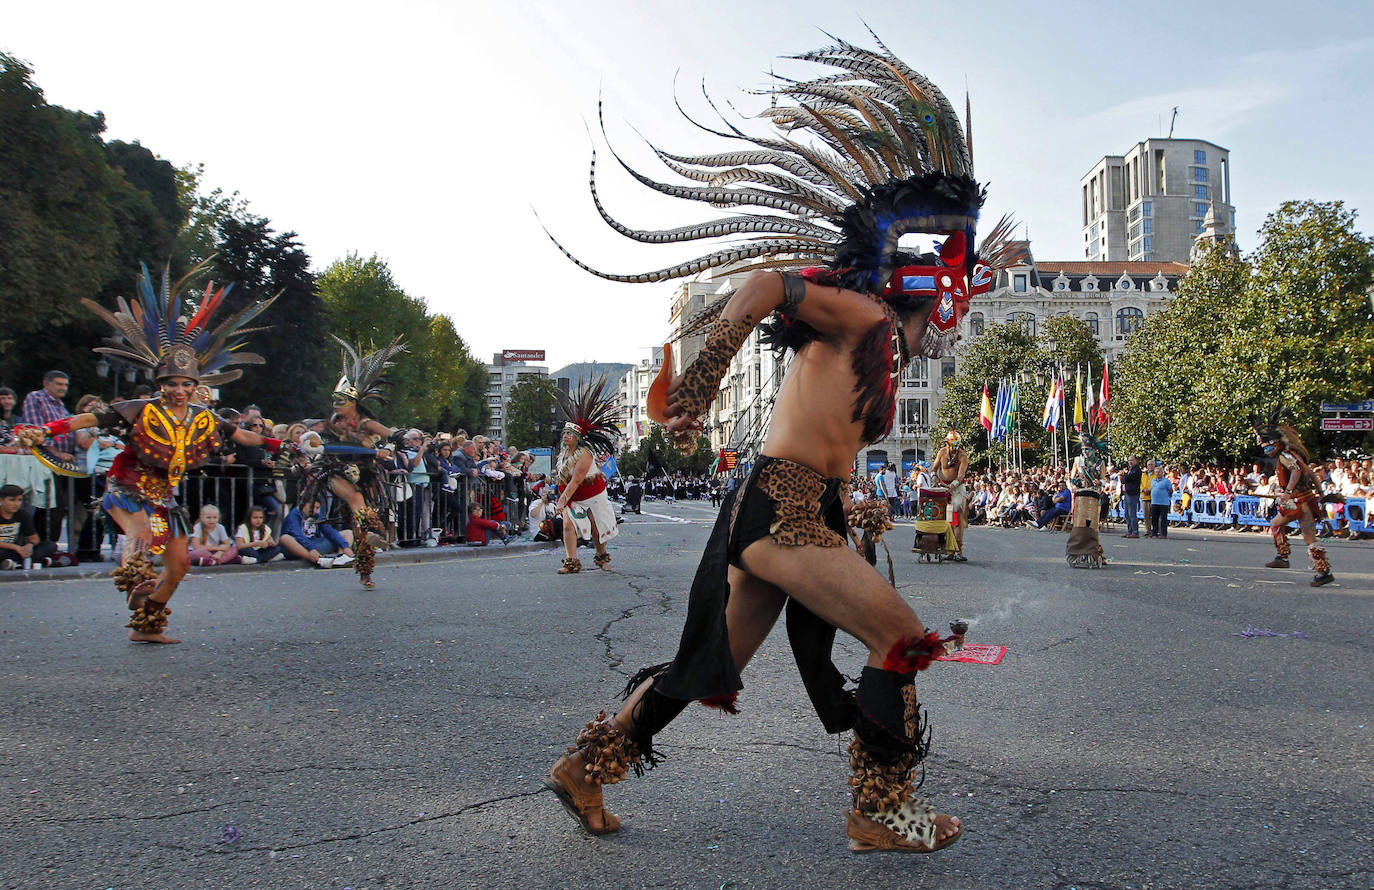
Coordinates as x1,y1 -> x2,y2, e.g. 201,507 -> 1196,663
235,504 -> 285,565
528,488 -> 564,542
188,504 -> 241,566
0,483 -> 58,569
464,503 -> 509,547
280,497 -> 355,568
1032,483 -> 1073,531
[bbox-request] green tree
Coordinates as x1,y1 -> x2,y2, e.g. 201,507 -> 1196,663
935,321 -> 1048,467
1038,313 -> 1105,372
1113,202 -> 1374,462
504,376 -> 561,449
209,215 -> 331,420
0,54 -> 189,392
317,253 -> 434,427
1112,242 -> 1248,462
425,315 -> 479,434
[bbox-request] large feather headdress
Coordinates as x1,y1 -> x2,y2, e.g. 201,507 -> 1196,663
1250,402 -> 1308,461
543,31 -> 1023,337
556,375 -> 620,455
332,335 -> 408,409
80,259 -> 277,386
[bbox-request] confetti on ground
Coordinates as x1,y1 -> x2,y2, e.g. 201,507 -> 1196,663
219,824 -> 240,844
1233,627 -> 1310,639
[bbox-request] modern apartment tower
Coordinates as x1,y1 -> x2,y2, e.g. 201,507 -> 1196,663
1081,138 -> 1233,263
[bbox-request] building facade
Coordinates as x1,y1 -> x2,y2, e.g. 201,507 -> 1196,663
1081,138 -> 1233,263
484,353 -> 549,442
658,246 -> 1190,475
617,346 -> 664,450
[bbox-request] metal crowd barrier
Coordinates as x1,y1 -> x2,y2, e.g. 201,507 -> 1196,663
25,466 -> 529,556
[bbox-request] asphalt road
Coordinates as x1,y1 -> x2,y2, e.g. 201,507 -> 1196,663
2,502 -> 1371,890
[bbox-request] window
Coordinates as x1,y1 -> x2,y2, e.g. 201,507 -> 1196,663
1195,219 -> 1206,235
1119,278 -> 1132,290
1194,202 -> 1208,217
1143,218 -> 1153,234
1194,167 -> 1208,182
905,357 -> 929,386
1007,311 -> 1036,335
1055,280 -> 1067,291
1194,184 -> 1209,200
1143,236 -> 1153,252
1090,222 -> 1101,240
940,358 -> 956,382
1084,312 -> 1099,335
967,312 -> 985,336
1129,220 -> 1142,240
1142,201 -> 1152,216
1083,279 -> 1096,291
1013,274 -> 1028,293
1194,149 -> 1206,164
1116,306 -> 1144,336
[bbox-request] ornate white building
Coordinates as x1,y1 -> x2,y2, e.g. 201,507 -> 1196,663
660,245 -> 1190,474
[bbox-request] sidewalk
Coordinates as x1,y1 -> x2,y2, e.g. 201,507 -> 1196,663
0,537 -> 559,584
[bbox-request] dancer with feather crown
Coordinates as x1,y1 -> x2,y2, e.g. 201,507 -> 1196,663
294,335 -> 410,591
13,260 -> 286,643
544,33 -> 1025,854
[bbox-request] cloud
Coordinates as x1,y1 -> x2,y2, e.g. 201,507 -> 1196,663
1075,82 -> 1292,141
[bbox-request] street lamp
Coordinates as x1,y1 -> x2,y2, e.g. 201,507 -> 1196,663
95,357 -> 139,399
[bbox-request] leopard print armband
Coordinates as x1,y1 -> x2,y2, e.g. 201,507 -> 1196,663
674,317 -> 754,425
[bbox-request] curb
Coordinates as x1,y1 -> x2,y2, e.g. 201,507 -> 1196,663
0,539 -> 561,584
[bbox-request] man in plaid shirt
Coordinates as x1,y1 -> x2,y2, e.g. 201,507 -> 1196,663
22,370 -> 75,543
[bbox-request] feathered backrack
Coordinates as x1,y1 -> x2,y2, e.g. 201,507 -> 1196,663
557,375 -> 620,455
80,259 -> 277,386
542,30 -> 1023,340
333,335 -> 408,410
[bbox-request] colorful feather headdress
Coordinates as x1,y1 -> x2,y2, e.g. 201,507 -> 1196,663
1250,403 -> 1308,461
80,259 -> 277,386
543,31 -> 1024,345
556,375 -> 620,455
332,335 -> 408,408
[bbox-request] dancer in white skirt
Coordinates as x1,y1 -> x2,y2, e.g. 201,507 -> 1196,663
552,378 -> 620,574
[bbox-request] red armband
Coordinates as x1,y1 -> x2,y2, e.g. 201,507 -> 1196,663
260,436 -> 284,454
44,417 -> 74,437
882,630 -> 948,673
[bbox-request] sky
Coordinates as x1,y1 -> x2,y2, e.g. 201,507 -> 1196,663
5,0 -> 1372,372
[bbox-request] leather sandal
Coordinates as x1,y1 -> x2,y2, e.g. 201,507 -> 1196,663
845,802 -> 962,854
544,754 -> 620,834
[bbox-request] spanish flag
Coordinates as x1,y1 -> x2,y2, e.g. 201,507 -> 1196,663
979,383 -> 994,432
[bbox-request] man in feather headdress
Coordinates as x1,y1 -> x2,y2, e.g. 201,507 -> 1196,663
551,378 -> 620,574
14,261 -> 286,643
542,35 -> 1025,854
1253,409 -> 1334,586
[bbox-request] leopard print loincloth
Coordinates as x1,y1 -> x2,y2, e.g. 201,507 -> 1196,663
729,457 -> 846,549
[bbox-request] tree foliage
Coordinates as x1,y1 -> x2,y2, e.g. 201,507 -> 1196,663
504,376 -> 561,450
0,53 -> 187,393
935,318 -> 1103,468
1113,202 -> 1374,462
618,425 -> 713,477
208,215 -> 330,420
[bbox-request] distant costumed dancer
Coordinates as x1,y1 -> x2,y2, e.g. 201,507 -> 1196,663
297,336 -> 409,591
927,431 -> 970,561
552,378 -> 621,574
1253,407 -> 1333,587
14,261 -> 285,643
1065,430 -> 1108,569
540,34 -> 1024,854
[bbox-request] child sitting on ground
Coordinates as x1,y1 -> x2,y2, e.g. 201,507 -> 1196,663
465,503 -> 509,547
234,504 -> 285,565
189,504 -> 240,566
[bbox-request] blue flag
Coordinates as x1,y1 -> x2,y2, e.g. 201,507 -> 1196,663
599,453 -> 619,480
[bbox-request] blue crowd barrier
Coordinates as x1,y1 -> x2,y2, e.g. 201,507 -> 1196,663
1347,498 -> 1369,535
1168,494 -> 1188,524
1189,494 -> 1229,526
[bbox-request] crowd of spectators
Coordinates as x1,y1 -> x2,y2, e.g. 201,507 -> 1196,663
0,371 -> 554,572
851,457 -> 1374,539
